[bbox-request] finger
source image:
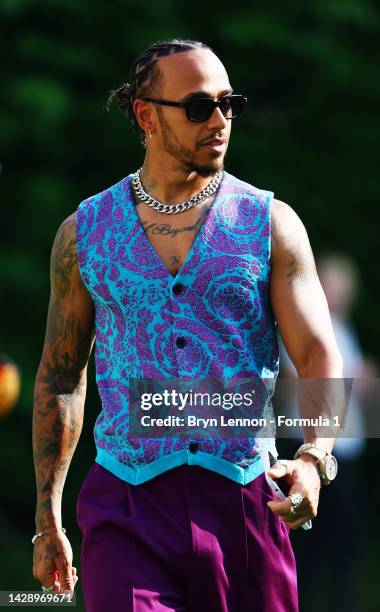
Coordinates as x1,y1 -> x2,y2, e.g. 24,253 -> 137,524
40,569 -> 60,594
283,508 -> 310,525
285,515 -> 312,530
59,577 -> 74,592
267,461 -> 289,479
282,494 -> 312,523
267,497 -> 294,516
268,492 -> 309,518
42,579 -> 61,594
60,574 -> 77,591
56,561 -> 74,593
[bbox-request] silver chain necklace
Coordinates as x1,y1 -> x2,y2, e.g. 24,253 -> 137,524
131,167 -> 224,214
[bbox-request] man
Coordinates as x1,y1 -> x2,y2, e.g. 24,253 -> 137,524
32,39 -> 343,611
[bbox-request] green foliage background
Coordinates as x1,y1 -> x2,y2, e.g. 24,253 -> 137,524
1,1 -> 379,610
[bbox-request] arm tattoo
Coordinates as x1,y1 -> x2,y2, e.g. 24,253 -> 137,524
271,202 -> 307,286
33,215 -> 94,531
286,249 -> 301,285
51,216 -> 77,299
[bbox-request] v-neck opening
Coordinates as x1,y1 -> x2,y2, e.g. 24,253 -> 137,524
124,172 -> 225,281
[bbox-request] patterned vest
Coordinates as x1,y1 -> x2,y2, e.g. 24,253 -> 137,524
76,171 -> 279,485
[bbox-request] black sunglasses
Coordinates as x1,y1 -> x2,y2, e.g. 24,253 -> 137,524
140,94 -> 247,122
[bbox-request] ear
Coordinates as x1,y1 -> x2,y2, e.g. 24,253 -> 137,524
133,99 -> 154,134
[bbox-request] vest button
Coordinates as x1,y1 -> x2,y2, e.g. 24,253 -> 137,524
173,283 -> 184,295
176,337 -> 186,348
189,442 -> 199,453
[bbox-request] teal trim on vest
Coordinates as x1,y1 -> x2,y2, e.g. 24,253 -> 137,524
95,446 -> 270,486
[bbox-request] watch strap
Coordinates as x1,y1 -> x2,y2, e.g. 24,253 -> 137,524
294,443 -> 337,485
294,443 -> 328,462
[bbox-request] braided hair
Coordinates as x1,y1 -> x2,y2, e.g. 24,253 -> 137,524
107,39 -> 212,145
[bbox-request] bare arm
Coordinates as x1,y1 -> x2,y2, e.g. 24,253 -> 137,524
267,199 -> 344,528
32,213 -> 95,590
270,199 -> 343,378
270,199 -> 344,446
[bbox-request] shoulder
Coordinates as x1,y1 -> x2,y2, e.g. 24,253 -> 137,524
271,198 -> 305,227
271,198 -> 309,246
77,176 -> 129,214
50,213 -> 81,298
52,212 -> 77,254
223,172 -> 274,201
75,176 -> 130,239
270,198 -> 315,277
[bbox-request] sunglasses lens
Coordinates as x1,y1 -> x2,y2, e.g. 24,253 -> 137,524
227,96 -> 246,118
186,96 -> 247,121
187,99 -> 214,122
219,97 -> 233,118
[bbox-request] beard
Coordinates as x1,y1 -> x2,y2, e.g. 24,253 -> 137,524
157,109 -> 226,178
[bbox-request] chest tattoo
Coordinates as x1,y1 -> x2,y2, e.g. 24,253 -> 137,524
140,215 -> 206,238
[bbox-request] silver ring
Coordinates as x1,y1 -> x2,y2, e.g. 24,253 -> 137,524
289,492 -> 303,510
42,585 -> 54,594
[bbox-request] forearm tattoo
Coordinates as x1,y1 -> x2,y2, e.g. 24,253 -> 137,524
33,215 -> 94,530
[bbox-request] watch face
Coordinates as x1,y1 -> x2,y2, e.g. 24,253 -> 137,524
325,456 -> 338,481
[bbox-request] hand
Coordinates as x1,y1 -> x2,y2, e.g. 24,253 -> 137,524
266,455 -> 321,529
33,530 -> 79,594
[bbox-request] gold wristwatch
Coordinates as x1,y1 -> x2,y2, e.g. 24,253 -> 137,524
294,443 -> 338,485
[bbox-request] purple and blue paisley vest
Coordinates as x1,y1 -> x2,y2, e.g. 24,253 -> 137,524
76,171 -> 279,485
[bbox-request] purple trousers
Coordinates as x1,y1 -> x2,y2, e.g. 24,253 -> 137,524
76,463 -> 298,612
